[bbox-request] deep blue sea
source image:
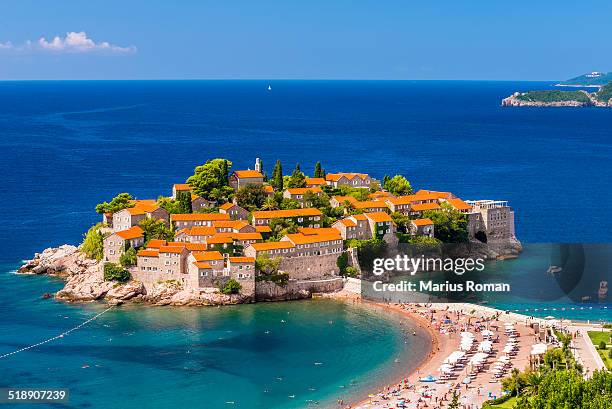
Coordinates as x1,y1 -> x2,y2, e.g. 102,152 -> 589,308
1,81 -> 611,407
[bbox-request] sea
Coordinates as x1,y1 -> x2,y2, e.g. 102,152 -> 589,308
1,80 -> 611,408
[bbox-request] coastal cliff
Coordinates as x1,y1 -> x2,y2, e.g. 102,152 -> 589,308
502,83 -> 612,107
19,246 -> 252,306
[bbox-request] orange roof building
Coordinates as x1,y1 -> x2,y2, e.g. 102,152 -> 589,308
251,208 -> 323,226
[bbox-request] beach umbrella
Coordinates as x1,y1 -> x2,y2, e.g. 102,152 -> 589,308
482,329 -> 494,337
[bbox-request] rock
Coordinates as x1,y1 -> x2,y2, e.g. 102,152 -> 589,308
105,281 -> 145,301
19,245 -> 80,276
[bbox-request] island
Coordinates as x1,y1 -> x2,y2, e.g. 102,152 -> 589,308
556,71 -> 612,87
18,158 -> 521,306
502,81 -> 612,107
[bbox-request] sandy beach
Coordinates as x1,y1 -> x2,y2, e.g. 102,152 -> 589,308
326,292 -> 547,409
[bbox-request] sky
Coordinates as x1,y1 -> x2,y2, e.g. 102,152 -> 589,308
0,0 -> 610,81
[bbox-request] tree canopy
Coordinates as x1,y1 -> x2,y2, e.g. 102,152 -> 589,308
384,175 -> 413,196
422,203 -> 468,243
139,218 -> 174,243
287,163 -> 307,188
271,160 -> 284,191
186,158 -> 233,201
95,193 -> 134,214
235,184 -> 268,211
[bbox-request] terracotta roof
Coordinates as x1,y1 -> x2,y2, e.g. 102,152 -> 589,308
411,202 -> 441,211
159,246 -> 186,254
234,170 -> 264,179
173,184 -> 191,191
386,195 -> 420,205
249,241 -> 295,251
185,243 -> 208,251
352,200 -> 389,210
305,177 -> 326,185
326,173 -> 369,182
252,208 -> 322,219
146,239 -> 166,248
171,213 -> 230,221
255,226 -> 272,233
229,256 -> 255,263
115,226 -> 144,240
412,218 -> 434,226
331,195 -> 358,204
217,232 -> 262,240
369,191 -> 394,199
263,185 -> 275,193
219,202 -> 235,210
214,220 -> 248,228
448,198 -> 472,211
192,251 -> 224,261
364,212 -> 393,223
177,226 -> 217,236
193,261 -> 212,269
351,214 -> 368,221
298,227 -> 338,236
415,189 -> 452,199
126,207 -> 146,216
285,187 -> 323,195
137,249 -> 159,257
283,232 -> 341,245
206,236 -> 234,244
335,218 -> 357,227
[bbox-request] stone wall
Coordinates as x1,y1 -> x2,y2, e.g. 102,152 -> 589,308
279,252 -> 340,280
256,277 -> 344,301
130,267 -> 190,291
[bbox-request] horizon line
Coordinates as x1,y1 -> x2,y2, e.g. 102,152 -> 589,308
0,78 -> 563,82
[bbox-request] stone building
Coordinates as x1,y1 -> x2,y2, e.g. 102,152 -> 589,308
229,170 -> 264,190
219,202 -> 249,220
170,213 -> 230,229
103,226 -> 144,263
251,208 -> 323,227
466,200 -> 516,242
410,218 -> 435,238
325,173 -> 373,189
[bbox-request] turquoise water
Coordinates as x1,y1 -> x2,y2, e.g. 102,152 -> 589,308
0,264 -> 428,409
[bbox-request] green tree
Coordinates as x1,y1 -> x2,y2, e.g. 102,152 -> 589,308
139,218 -> 174,243
262,196 -> 280,210
269,218 -> 298,240
280,198 -> 301,210
176,191 -> 193,213
221,278 -> 242,294
157,196 -> 183,214
95,193 -> 134,214
287,163 -> 307,188
271,160 -> 284,191
81,223 -> 107,261
599,340 -> 607,350
384,175 -> 413,196
422,203 -> 468,243
119,246 -> 138,267
391,212 -> 410,233
186,158 -> 233,199
103,263 -> 130,282
344,266 -> 358,277
235,184 -> 268,211
520,371 -> 543,397
255,254 -> 282,274
336,252 -> 349,273
314,161 -> 323,178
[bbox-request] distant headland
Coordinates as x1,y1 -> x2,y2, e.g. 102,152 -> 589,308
502,74 -> 612,107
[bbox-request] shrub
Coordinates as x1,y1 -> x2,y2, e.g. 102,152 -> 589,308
336,253 -> 349,273
81,223 -> 107,261
599,341 -> 607,350
344,266 -> 358,278
103,263 -> 130,282
119,247 -> 137,267
221,278 -> 242,295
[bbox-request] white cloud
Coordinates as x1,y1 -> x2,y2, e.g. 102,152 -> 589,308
0,32 -> 136,54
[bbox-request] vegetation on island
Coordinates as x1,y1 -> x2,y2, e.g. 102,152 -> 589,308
119,247 -> 137,267
255,254 -> 289,286
515,90 -> 590,103
383,175 -> 413,196
95,192 -> 134,214
186,158 -> 233,202
235,184 -> 268,211
103,262 -> 131,282
221,278 -> 242,295
81,223 -> 108,261
560,72 -> 612,86
595,82 -> 612,102
139,218 -> 174,244
423,202 -> 468,243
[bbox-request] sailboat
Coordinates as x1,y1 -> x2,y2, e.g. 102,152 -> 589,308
267,84 -> 272,91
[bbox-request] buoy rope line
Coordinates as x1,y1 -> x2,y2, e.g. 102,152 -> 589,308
0,306 -> 114,360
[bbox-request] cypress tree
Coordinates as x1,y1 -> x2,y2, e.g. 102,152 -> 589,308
314,161 -> 322,178
272,160 -> 283,191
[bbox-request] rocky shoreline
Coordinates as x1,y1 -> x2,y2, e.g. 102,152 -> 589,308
18,245 -> 252,306
501,91 -> 610,107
